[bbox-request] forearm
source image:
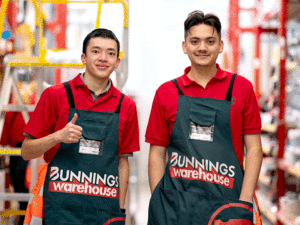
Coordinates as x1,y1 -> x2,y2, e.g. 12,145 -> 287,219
118,157 -> 129,209
21,132 -> 61,160
240,134 -> 263,203
148,145 -> 167,194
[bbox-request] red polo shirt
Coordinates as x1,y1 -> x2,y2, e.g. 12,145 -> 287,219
24,74 -> 140,162
145,65 -> 261,166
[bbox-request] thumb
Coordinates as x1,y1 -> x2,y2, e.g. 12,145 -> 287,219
70,113 -> 78,124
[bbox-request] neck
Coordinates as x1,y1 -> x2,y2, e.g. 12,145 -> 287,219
83,72 -> 109,95
188,64 -> 218,88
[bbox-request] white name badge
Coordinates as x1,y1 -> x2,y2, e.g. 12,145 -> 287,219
189,121 -> 214,142
79,136 -> 102,155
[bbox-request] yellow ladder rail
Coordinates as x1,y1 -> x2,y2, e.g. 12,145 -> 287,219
0,210 -> 26,225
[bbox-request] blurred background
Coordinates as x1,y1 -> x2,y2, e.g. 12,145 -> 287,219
0,0 -> 300,224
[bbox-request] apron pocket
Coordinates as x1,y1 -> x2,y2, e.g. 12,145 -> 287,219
149,188 -> 254,225
207,196 -> 254,225
188,108 -> 216,142
79,122 -> 106,156
89,209 -> 126,225
44,206 -> 125,225
148,187 -> 179,225
44,207 -> 82,225
81,122 -> 106,141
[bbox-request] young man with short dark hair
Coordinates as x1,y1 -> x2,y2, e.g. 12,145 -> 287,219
22,28 -> 140,225
147,11 -> 262,224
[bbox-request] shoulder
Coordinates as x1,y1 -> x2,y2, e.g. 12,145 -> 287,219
42,83 -> 68,102
156,79 -> 180,98
110,85 -> 137,114
234,74 -> 252,86
233,74 -> 255,95
218,67 -> 253,89
122,94 -> 137,110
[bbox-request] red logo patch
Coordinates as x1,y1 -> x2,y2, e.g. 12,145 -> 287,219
214,219 -> 252,225
208,203 -> 253,225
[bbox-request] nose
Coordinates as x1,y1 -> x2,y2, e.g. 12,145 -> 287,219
98,52 -> 108,61
198,41 -> 207,51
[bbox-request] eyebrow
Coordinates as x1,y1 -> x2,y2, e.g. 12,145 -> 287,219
91,46 -> 116,52
190,36 -> 217,40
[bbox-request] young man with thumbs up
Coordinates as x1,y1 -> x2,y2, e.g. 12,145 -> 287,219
21,28 -> 140,225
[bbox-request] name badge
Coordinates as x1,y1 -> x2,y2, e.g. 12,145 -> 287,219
189,121 -> 214,142
79,136 -> 103,155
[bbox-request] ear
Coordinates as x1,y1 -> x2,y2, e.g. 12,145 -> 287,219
81,53 -> 86,64
114,57 -> 121,69
219,40 -> 224,54
182,41 -> 187,54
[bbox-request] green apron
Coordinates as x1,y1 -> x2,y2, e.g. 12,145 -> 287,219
148,74 -> 254,225
43,82 -> 126,225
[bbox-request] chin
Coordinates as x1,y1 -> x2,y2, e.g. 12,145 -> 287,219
195,63 -> 211,67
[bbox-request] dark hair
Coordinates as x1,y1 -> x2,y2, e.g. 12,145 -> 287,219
184,10 -> 222,40
82,28 -> 120,57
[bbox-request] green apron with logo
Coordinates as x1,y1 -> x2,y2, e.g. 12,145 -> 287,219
148,74 -> 254,225
43,82 -> 126,225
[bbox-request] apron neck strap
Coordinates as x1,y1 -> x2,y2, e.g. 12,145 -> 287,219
172,73 -> 237,102
172,79 -> 184,96
114,93 -> 125,114
225,74 -> 237,102
63,82 -> 75,108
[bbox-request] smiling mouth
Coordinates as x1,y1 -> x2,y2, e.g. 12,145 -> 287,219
196,54 -> 209,57
97,65 -> 108,69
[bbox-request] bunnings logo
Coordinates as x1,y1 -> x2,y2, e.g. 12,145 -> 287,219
48,167 -> 119,198
169,152 -> 236,188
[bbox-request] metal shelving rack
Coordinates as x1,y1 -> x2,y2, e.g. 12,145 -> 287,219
227,0 -> 300,224
0,0 -> 130,223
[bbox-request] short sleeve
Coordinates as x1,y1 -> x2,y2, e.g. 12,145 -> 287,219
119,99 -> 140,155
145,86 -> 172,147
24,88 -> 58,139
242,82 -> 262,134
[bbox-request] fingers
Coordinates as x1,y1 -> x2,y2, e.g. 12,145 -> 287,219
70,113 -> 78,124
70,128 -> 82,139
66,126 -> 82,143
60,114 -> 83,143
67,132 -> 81,143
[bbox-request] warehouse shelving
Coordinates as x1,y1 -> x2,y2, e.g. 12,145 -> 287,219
227,0 -> 300,224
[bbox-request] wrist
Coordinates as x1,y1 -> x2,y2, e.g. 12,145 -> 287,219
239,196 -> 253,204
53,130 -> 62,143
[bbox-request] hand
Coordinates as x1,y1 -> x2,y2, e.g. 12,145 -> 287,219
57,113 -> 82,143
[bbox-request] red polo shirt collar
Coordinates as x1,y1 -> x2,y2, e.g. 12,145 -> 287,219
71,74 -> 118,98
182,64 -> 227,87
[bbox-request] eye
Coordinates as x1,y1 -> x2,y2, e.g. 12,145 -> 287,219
191,40 -> 198,45
108,52 -> 116,56
92,50 -> 99,54
207,40 -> 215,45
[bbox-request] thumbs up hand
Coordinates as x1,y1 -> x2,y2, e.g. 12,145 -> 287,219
70,113 -> 78,124
57,113 -> 83,143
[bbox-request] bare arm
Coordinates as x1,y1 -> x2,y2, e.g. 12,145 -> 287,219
118,156 -> 129,209
21,113 -> 82,160
239,133 -> 263,203
148,144 -> 167,194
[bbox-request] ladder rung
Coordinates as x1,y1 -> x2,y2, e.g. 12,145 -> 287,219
0,147 -> 21,155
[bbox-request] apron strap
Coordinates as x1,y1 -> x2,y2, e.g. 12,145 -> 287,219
114,93 -> 125,114
172,79 -> 184,96
225,73 -> 237,102
63,82 -> 75,109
